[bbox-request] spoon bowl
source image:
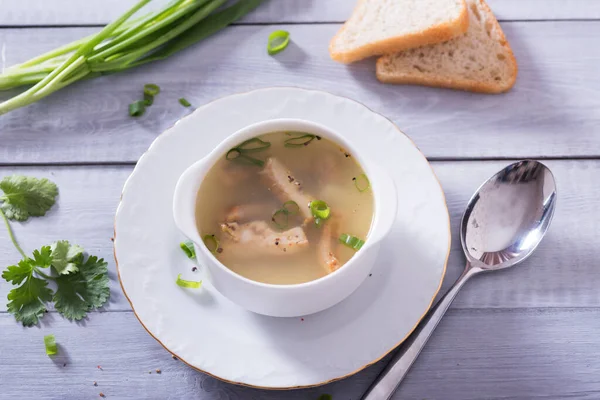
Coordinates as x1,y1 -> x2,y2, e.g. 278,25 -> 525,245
362,160 -> 557,400
461,160 -> 557,270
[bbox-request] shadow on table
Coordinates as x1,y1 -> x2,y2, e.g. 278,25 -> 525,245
272,41 -> 308,70
50,343 -> 72,370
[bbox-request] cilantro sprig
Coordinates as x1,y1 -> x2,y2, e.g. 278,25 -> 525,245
0,175 -> 110,326
3,248 -> 54,326
0,175 -> 59,221
0,175 -> 59,258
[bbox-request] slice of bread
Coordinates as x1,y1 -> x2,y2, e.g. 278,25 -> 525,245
329,0 -> 469,64
376,0 -> 517,93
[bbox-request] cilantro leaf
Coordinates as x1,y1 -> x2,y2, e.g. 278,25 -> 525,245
50,241 -> 84,275
2,259 -> 35,284
53,255 -> 110,321
0,175 -> 58,221
32,246 -> 53,269
2,258 -> 53,326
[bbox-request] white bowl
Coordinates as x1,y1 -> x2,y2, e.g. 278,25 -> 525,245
173,118 -> 397,317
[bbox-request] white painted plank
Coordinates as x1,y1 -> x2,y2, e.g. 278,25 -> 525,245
1,22 -> 600,163
394,308 -> 600,400
1,0 -> 599,25
2,309 -> 600,399
0,311 -> 382,399
0,160 -> 598,314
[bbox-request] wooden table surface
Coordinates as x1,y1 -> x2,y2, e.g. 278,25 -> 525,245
1,1 -> 599,399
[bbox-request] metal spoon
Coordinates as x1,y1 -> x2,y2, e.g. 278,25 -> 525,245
362,160 -> 557,400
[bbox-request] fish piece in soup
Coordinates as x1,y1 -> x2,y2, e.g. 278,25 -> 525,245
220,221 -> 309,256
259,158 -> 313,221
318,219 -> 340,273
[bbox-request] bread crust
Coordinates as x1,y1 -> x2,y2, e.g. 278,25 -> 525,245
375,0 -> 518,93
329,0 -> 470,64
375,70 -> 511,93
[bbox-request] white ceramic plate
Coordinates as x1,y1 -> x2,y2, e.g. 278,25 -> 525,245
114,87 -> 450,389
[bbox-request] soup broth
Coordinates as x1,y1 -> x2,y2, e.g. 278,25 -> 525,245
196,131 -> 374,285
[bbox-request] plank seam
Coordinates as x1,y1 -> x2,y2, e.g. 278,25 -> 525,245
2,156 -> 600,168
2,307 -> 600,315
0,19 -> 599,29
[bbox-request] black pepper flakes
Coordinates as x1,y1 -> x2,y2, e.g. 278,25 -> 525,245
287,175 -> 294,183
344,153 -> 350,158
352,177 -> 356,181
156,369 -> 162,374
217,248 -> 223,254
110,237 -> 114,242
94,382 -> 98,387
275,241 -> 279,246
192,267 -> 197,272
316,136 -> 322,140
369,274 -> 372,277
172,355 -> 178,361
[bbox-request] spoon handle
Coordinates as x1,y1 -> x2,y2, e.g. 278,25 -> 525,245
361,264 -> 481,400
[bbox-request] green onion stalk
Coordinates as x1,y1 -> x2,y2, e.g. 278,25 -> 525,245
0,0 -> 265,115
